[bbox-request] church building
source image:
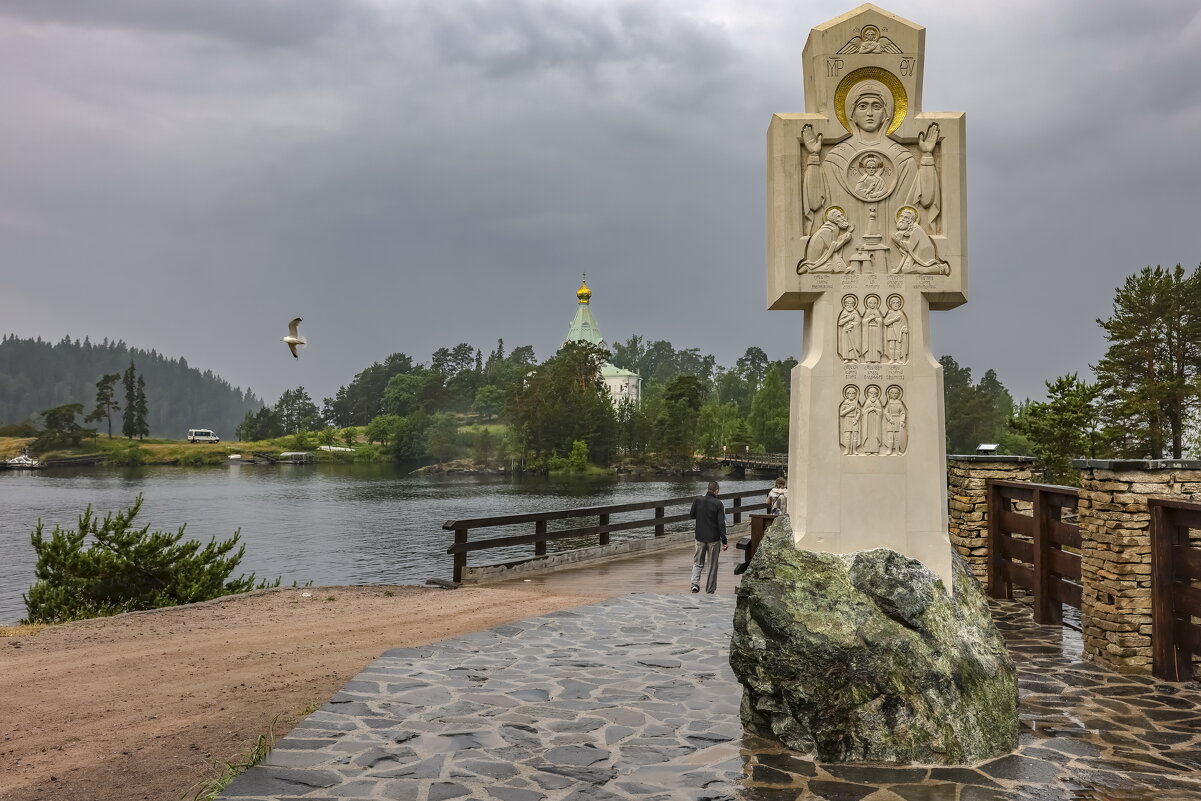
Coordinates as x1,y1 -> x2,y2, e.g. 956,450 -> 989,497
564,276 -> 641,405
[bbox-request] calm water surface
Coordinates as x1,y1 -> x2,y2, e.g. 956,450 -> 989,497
0,464 -> 768,624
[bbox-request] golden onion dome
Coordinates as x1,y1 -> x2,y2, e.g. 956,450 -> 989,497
576,275 -> 592,304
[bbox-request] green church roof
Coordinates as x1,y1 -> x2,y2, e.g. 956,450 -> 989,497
566,300 -> 606,348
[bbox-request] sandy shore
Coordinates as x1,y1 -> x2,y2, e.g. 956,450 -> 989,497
0,584 -> 608,801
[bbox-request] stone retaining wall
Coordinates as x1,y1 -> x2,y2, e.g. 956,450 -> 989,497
947,456 -> 1036,581
947,456 -> 1201,678
1076,460 -> 1201,674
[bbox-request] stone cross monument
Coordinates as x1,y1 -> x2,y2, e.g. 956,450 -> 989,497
767,4 -> 965,586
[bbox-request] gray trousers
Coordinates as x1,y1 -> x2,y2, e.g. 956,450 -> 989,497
690,540 -> 721,593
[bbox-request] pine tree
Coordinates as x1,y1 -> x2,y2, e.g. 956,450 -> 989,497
84,373 -> 121,438
134,374 -> 150,440
1012,374 -> 1106,485
23,495 -> 277,623
748,366 -> 790,452
1093,265 -> 1201,458
121,361 -> 138,439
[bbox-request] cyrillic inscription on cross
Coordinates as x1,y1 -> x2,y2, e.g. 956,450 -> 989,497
766,4 -> 966,587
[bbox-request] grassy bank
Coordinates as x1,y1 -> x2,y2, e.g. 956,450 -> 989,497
0,435 -> 381,466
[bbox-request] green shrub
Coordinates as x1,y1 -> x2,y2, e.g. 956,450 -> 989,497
23,495 -> 278,624
107,442 -> 147,466
178,449 -> 208,467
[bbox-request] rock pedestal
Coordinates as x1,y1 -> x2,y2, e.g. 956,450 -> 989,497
730,519 -> 1017,764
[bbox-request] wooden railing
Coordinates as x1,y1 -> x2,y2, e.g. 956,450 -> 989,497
1150,497 -> 1201,681
444,487 -> 771,583
986,479 -> 1082,625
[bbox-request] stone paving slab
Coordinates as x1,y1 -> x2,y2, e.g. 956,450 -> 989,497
220,594 -> 1201,801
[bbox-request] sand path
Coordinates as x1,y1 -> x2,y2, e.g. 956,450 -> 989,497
0,585 -> 607,801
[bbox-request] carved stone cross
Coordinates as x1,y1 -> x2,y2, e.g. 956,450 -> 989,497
767,4 -> 965,586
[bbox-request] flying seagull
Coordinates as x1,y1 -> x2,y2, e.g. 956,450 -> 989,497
282,318 -> 306,358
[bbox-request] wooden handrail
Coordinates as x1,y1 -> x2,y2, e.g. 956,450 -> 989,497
1150,496 -> 1201,681
986,479 -> 1081,625
444,487 -> 771,582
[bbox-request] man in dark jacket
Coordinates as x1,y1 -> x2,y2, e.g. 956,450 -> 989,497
689,481 -> 728,593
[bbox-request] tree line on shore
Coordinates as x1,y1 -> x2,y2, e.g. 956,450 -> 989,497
5,264 -> 1198,480
234,263 -> 1201,481
0,335 -> 261,437
233,337 -> 800,471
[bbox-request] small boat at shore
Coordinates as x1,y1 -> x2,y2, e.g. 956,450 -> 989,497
5,453 -> 45,470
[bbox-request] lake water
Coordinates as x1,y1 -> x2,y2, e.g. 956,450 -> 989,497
0,464 -> 770,624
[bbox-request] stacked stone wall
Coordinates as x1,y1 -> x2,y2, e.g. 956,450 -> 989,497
1077,462 -> 1201,675
947,457 -> 1035,581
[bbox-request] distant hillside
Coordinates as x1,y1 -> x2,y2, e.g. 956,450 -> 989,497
0,334 -> 263,438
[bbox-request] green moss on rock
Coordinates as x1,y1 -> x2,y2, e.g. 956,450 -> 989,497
730,517 -> 1017,764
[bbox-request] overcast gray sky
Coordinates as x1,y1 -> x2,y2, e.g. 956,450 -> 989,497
3,0 -> 1200,407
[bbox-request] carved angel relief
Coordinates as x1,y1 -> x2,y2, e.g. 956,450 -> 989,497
837,25 -> 902,55
797,69 -> 950,277
839,383 -> 908,455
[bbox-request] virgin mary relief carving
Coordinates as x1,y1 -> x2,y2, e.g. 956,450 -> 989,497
797,70 -> 949,277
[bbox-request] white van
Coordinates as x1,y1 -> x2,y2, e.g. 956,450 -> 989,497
187,429 -> 220,443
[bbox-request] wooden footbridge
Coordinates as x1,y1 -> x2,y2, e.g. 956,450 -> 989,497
715,452 -> 787,474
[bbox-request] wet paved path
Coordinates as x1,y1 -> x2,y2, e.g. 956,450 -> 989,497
220,591 -> 1201,801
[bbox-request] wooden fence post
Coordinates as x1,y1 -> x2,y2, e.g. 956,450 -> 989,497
1031,487 -> 1061,625
733,496 -> 743,524
654,506 -> 665,537
599,513 -> 610,546
985,480 -> 1010,600
1150,501 -> 1185,681
453,528 -> 468,584
534,520 -> 548,556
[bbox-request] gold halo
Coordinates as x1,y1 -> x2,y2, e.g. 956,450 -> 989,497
860,24 -> 880,40
834,67 -> 908,135
826,205 -> 846,219
895,204 -> 918,222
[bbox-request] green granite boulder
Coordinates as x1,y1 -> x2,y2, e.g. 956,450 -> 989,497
730,518 -> 1017,764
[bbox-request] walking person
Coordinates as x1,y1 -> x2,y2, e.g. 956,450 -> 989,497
689,481 -> 728,593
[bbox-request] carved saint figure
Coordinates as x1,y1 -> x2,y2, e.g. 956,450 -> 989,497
798,206 -> 854,274
860,294 -> 884,363
800,79 -> 941,237
882,385 -> 909,455
837,294 -> 862,363
839,385 -> 862,455
892,206 -> 950,275
860,385 -> 884,454
883,294 -> 909,364
855,155 -> 887,200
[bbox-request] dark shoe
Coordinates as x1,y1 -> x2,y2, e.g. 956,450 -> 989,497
733,562 -> 748,575
690,584 -> 700,593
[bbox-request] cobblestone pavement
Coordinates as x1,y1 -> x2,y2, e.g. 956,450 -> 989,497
220,594 -> 1201,801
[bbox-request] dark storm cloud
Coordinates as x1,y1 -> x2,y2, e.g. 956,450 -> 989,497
421,0 -> 734,80
2,0 -> 1201,411
0,0 -> 362,47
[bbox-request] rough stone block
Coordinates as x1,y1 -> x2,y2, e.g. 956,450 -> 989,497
730,522 -> 1017,765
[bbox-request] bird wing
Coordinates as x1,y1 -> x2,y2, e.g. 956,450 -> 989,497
288,318 -> 302,338
288,342 -> 299,358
